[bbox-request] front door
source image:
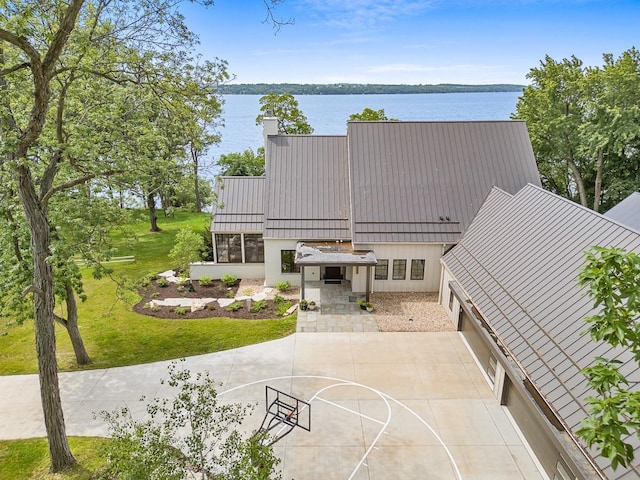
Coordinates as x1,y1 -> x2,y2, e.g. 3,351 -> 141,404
324,266 -> 342,284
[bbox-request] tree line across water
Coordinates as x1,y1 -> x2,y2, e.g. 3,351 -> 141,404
219,83 -> 525,95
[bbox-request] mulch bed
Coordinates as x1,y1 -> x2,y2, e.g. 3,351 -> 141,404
133,279 -> 291,320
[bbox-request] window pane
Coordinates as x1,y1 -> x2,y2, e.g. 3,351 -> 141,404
281,250 -> 300,273
215,234 -> 242,263
411,259 -> 425,280
375,259 -> 389,280
244,234 -> 264,263
392,259 -> 406,280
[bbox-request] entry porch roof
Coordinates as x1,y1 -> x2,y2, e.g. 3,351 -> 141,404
295,241 -> 377,266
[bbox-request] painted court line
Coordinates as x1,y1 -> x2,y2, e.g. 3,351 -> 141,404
219,375 -> 463,480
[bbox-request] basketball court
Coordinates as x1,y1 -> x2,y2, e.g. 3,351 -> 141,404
0,332 -> 546,479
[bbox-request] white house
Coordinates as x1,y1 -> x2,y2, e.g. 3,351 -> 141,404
192,119 -> 541,298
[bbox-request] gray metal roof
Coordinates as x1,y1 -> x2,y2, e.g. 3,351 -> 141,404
295,241 -> 377,266
210,176 -> 265,232
605,192 -> 640,231
265,135 -> 350,240
443,184 -> 640,480
347,121 -> 541,244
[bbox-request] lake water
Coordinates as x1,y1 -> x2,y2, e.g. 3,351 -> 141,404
208,91 -> 523,172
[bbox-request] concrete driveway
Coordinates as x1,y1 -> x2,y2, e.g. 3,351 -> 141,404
0,332 -> 544,479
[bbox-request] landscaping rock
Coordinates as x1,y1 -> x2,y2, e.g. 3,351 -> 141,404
158,270 -> 175,278
252,292 -> 267,301
235,295 -> 251,301
285,304 -> 298,316
218,298 -> 235,307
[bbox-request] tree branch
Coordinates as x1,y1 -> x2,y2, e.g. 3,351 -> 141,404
41,169 -> 126,205
0,61 -> 30,76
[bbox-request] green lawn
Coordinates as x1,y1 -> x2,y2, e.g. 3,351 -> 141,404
0,210 -> 296,375
0,437 -> 109,480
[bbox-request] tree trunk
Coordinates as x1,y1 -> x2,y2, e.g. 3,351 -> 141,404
63,283 -> 91,365
17,167 -> 76,472
147,192 -> 160,232
192,146 -> 201,213
567,156 -> 589,207
593,147 -> 604,212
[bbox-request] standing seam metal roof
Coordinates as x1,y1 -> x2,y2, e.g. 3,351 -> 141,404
210,176 -> 265,232
605,192 -> 640,232
347,121 -> 541,244
264,135 -> 350,240
443,184 -> 640,480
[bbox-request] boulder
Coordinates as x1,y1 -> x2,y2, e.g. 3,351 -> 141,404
252,292 -> 267,301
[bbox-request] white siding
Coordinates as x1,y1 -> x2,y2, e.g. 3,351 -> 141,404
264,238 -> 301,286
357,243 -> 444,292
189,262 -> 265,280
439,265 -> 461,328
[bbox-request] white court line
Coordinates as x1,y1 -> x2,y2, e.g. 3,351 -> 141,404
315,396 -> 386,426
219,375 -> 463,480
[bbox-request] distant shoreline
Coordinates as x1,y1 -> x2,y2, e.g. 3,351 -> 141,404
219,83 -> 525,95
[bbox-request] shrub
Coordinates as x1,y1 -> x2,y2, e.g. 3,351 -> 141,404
207,303 -> 216,311
276,300 -> 293,316
275,281 -> 290,292
151,292 -> 160,298
198,276 -> 212,287
251,300 -> 267,313
175,307 -> 188,315
168,226 -> 205,273
157,278 -> 169,288
221,273 -> 238,287
273,294 -> 285,305
177,285 -> 185,293
242,287 -> 254,296
226,301 -> 243,312
225,290 -> 235,298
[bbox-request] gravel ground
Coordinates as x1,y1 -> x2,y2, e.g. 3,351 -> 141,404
370,292 -> 455,332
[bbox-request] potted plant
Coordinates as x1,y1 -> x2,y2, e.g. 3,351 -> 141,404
299,299 -> 309,311
358,298 -> 367,310
308,301 -> 317,311
365,302 -> 374,312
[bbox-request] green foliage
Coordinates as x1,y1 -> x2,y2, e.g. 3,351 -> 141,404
198,275 -> 212,287
514,48 -> 640,212
256,93 -> 313,134
216,148 -> 265,176
168,226 -> 205,273
0,210 -> 297,376
577,246 -> 640,469
251,300 -> 267,313
157,278 -> 169,288
274,281 -> 290,292
221,273 -> 238,287
175,307 -> 188,315
348,107 -> 398,123
275,299 -> 293,316
97,361 -> 281,479
226,301 -> 243,312
273,294 -> 285,305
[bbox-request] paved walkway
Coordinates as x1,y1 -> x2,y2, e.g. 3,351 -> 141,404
0,332 -> 544,479
297,281 -> 378,332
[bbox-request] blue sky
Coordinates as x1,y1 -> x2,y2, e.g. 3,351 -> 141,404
180,0 -> 640,85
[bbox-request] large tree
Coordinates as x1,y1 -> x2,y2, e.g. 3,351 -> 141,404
0,0 -> 263,471
255,92 -> 313,134
513,48 -> 640,212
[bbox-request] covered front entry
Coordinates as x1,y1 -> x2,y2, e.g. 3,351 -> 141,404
295,242 -> 377,301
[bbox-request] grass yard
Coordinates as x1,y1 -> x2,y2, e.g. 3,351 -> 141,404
0,210 -> 296,375
0,437 -> 109,480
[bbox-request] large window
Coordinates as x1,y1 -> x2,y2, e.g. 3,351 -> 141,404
375,259 -> 389,280
281,250 -> 300,273
215,234 -> 242,263
411,259 -> 425,280
244,234 -> 264,263
392,259 -> 406,280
